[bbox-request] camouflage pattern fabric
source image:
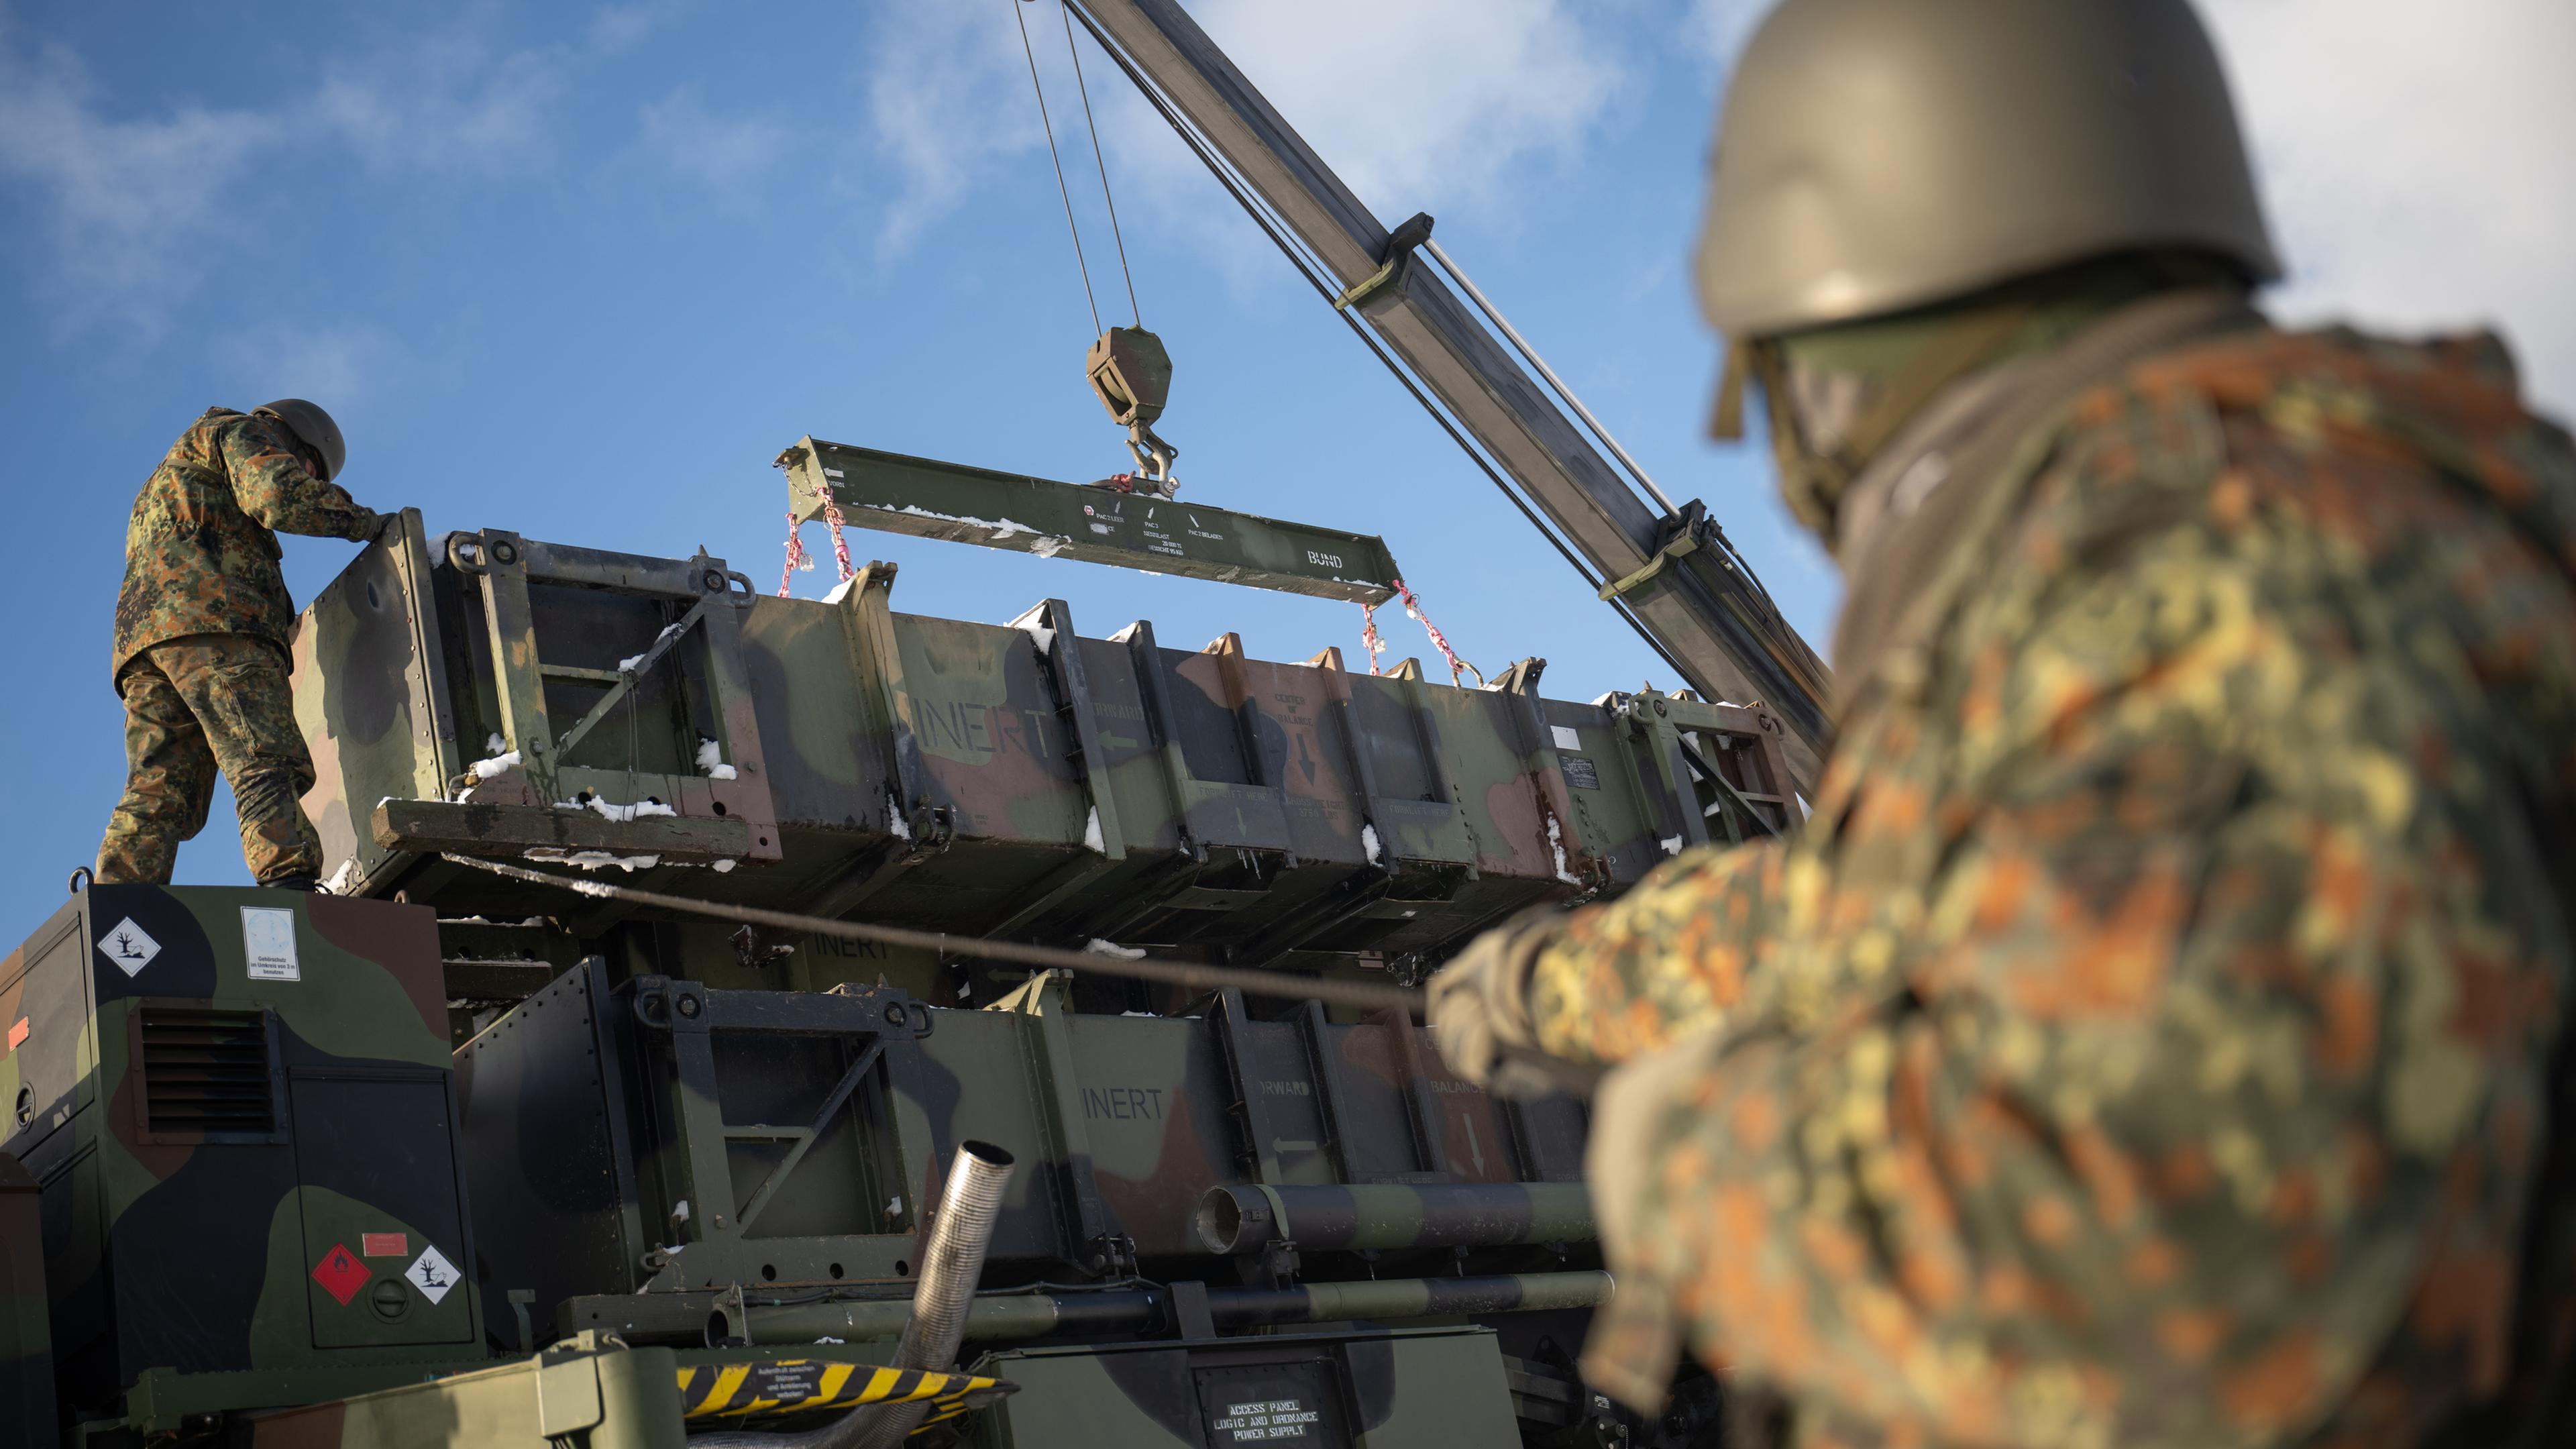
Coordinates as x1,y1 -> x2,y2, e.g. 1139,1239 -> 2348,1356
111,407 -> 379,676
97,633 -> 324,885
1527,325 -> 2576,1447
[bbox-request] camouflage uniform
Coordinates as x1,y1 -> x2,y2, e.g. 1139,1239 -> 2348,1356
1527,311 -> 2576,1446
97,407 -> 380,885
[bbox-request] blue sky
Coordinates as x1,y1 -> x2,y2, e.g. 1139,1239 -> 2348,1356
3,0 -> 2567,928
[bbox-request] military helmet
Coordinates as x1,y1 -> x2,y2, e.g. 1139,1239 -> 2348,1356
254,398 -> 347,482
1694,0 -> 2280,338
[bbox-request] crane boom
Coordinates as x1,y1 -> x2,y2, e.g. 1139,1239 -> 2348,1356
1065,0 -> 1833,791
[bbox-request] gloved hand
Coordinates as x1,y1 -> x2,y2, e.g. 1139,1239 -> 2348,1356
1428,907 -> 1575,1094
373,509 -> 405,542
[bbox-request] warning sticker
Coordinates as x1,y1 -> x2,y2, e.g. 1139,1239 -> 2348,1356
241,907 -> 299,981
362,1232 -> 409,1258
312,1244 -> 370,1306
6,1018 -> 27,1051
406,1244 -> 460,1305
97,918 -> 162,977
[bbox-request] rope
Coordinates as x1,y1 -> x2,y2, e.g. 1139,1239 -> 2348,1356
778,514 -> 810,598
1358,601 -> 1386,676
820,488 -> 857,584
436,853 -> 1427,1015
1058,0 -> 1140,327
1391,577 -> 1484,688
1010,0 -> 1100,335
778,496 -> 856,600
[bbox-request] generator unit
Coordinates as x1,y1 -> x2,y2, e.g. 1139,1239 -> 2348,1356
0,885 -> 486,1422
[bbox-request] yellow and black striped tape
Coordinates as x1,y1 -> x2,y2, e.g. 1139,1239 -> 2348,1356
678,1360 -> 1010,1428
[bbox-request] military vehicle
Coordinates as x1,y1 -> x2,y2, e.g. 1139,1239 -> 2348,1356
3,3 -> 1833,1444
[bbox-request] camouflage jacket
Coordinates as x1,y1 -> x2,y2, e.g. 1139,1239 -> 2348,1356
111,407 -> 378,678
1532,316 -> 2576,1447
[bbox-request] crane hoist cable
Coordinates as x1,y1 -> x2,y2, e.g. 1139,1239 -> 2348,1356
1058,0 -> 1140,327
1059,1 -> 1707,692
1012,1 -> 1179,494
1010,0 -> 1101,335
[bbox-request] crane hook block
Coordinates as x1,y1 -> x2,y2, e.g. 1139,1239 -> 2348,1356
1086,326 -> 1172,429
1088,325 -> 1181,494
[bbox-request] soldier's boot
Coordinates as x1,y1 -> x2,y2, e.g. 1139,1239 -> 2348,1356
142,635 -> 327,888
97,653 -> 221,885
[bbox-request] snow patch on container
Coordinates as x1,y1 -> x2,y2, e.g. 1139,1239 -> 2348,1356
695,738 -> 738,780
525,849 -> 661,873
1546,814 -> 1580,885
583,795 -> 677,823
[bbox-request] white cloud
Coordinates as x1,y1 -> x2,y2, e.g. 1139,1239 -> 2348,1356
0,13 -> 573,342
1171,0 -> 1623,219
857,0 -> 1625,263
2202,0 -> 2576,413
313,34 -> 568,178
588,0 -> 692,56
0,36 -> 280,339
1686,0 -> 1771,80
213,320 -> 410,415
637,85 -> 791,206
859,3 -> 1046,257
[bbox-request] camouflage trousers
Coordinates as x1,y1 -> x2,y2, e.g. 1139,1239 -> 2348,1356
97,633 -> 322,886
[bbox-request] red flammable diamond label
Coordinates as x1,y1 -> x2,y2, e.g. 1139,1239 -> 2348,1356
312,1244 -> 370,1306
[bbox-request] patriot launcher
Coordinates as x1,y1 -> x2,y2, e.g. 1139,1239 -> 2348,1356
0,1 -> 1836,1440
2,484 -> 1790,1447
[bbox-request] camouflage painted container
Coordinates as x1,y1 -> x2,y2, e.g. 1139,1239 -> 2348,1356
466,967 -> 1589,1347
0,885 -> 485,1424
292,516 -> 1794,993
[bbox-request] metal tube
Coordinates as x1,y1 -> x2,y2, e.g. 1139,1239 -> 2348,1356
1422,237 -> 1684,515
742,1271 -> 1613,1348
698,1142 -> 1017,1449
748,1288 -> 1144,1346
1229,1270 -> 1611,1326
847,1139 -> 1018,1449
1193,1182 -> 1595,1253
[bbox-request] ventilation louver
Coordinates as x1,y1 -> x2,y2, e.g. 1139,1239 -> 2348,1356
138,1006 -> 276,1136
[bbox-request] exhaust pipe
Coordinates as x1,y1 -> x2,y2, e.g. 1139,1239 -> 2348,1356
692,1140 -> 1018,1448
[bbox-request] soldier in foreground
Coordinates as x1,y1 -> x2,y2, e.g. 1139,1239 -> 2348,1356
1432,0 -> 2576,1444
97,399 -> 391,892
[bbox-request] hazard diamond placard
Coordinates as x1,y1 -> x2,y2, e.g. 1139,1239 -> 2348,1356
311,1243 -> 370,1307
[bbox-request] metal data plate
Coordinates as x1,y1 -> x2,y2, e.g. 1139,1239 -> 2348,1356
780,437 -> 1401,604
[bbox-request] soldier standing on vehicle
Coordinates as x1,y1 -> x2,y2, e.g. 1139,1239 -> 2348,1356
1430,0 -> 2576,1444
97,399 -> 392,892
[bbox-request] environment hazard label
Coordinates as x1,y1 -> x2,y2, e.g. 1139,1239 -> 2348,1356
241,907 -> 299,981
406,1244 -> 460,1305
311,1244 -> 370,1306
97,918 -> 161,977
362,1232 -> 409,1258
